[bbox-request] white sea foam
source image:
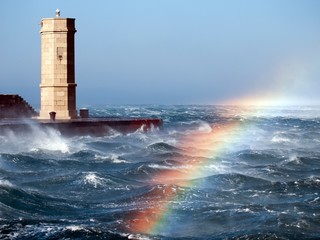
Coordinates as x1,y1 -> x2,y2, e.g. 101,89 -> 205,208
0,179 -> 13,187
168,130 -> 177,135
205,163 -> 227,173
289,154 -> 302,164
94,154 -> 128,163
111,154 -> 128,163
1,122 -> 72,153
30,128 -> 70,153
128,234 -> 152,240
271,136 -> 291,143
198,122 -> 212,133
65,225 -> 85,231
136,124 -> 148,134
280,154 -> 302,166
83,172 -> 111,188
94,154 -> 109,160
310,197 -> 320,204
236,208 -> 254,213
148,163 -> 191,170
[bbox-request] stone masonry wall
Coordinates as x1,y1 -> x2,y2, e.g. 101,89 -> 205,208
0,95 -> 37,118
39,17 -> 77,120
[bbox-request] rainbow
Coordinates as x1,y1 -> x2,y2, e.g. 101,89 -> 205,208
122,55 -> 316,235
123,119 -> 248,235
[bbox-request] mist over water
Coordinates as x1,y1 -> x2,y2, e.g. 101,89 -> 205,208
1,105 -> 320,239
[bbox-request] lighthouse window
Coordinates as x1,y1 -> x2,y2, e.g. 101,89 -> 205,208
57,47 -> 63,61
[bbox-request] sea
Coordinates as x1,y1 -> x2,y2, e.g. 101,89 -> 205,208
0,105 -> 320,240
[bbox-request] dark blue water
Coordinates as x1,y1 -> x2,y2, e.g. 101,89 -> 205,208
1,105 -> 320,239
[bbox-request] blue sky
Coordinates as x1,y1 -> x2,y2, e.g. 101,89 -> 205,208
1,0 -> 320,106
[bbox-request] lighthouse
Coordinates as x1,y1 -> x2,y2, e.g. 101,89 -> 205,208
38,9 -> 77,120
0,9 -> 163,135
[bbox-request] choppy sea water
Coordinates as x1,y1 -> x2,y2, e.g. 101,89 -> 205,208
0,105 -> 320,240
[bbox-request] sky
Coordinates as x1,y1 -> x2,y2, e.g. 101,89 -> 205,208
1,0 -> 320,107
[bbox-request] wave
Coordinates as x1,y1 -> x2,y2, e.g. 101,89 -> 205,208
86,141 -> 137,153
0,153 -> 62,172
0,179 -> 13,187
0,183 -> 77,219
147,162 -> 191,171
0,123 -> 72,154
191,173 -> 271,191
93,154 -> 129,163
270,176 -> 320,193
80,172 -> 134,191
281,154 -> 320,167
69,150 -> 97,160
0,221 -> 129,240
128,184 -> 186,202
146,142 -> 180,153
82,172 -> 112,189
34,171 -> 133,190
235,149 -> 286,166
121,157 -> 204,183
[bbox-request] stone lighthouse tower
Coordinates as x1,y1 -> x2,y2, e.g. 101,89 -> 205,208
39,9 -> 77,119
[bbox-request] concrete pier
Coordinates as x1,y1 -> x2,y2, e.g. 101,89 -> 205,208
0,118 -> 162,137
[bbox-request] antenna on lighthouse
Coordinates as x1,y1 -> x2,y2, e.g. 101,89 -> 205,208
55,9 -> 60,17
